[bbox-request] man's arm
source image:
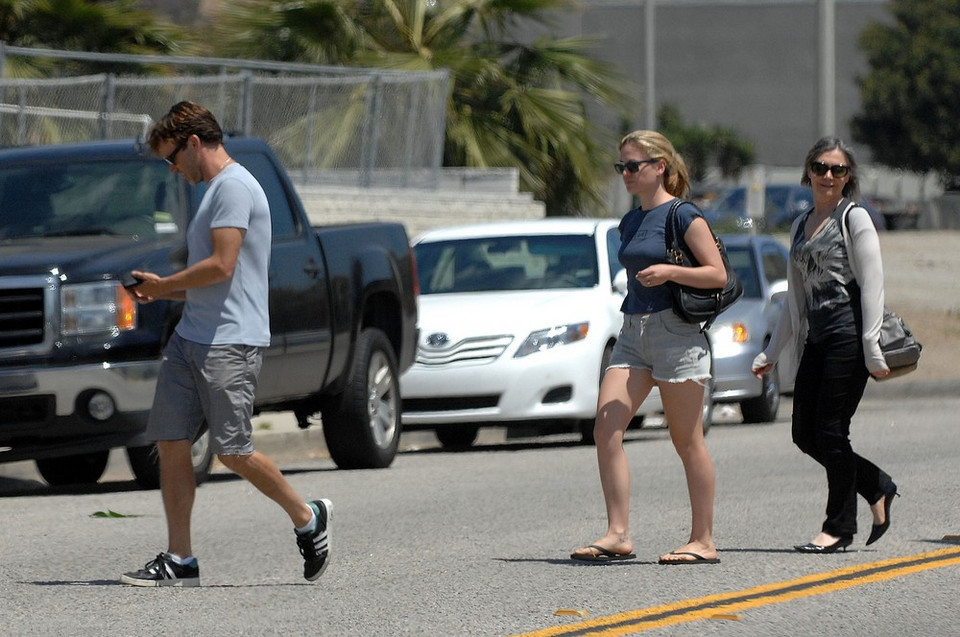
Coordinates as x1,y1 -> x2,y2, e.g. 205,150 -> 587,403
129,227 -> 245,303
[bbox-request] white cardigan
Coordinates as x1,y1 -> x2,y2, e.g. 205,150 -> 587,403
755,201 -> 887,375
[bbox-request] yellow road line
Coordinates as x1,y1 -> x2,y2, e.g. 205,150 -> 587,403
514,546 -> 960,637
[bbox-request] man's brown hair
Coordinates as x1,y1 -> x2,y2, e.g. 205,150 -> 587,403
147,101 -> 223,154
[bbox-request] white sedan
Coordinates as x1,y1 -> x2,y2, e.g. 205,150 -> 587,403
401,218 -> 714,449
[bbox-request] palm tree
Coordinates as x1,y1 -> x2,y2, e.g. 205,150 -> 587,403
0,0 -> 190,78
213,0 -> 633,216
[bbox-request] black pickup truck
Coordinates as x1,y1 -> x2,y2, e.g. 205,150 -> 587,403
0,138 -> 418,487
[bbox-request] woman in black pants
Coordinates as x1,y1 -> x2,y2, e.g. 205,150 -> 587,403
752,137 -> 898,553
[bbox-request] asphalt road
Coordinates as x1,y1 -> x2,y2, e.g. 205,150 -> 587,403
2,391 -> 958,636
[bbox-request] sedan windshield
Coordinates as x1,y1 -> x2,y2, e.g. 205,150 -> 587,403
415,234 -> 598,294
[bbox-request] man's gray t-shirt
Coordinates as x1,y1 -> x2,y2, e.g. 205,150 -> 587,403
175,162 -> 272,347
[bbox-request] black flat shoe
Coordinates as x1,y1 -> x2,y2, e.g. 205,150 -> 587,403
866,489 -> 900,546
794,536 -> 853,554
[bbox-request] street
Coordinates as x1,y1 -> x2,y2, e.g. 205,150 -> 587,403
2,393 -> 958,636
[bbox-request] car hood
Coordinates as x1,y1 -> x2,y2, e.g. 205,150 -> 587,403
417,289 -> 612,339
0,235 -> 182,280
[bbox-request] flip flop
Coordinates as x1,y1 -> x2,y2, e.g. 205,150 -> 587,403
658,551 -> 720,565
570,544 -> 637,562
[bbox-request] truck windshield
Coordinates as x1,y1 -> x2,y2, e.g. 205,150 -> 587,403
0,160 -> 185,241
415,234 -> 598,294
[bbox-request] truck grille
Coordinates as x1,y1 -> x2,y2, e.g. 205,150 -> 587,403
0,287 -> 45,348
0,275 -> 56,356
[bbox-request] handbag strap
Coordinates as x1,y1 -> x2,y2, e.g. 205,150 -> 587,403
664,198 -> 691,265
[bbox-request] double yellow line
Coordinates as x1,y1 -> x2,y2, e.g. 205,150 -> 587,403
515,546 -> 960,636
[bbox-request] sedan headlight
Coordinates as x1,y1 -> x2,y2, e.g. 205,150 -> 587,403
514,322 -> 589,358
61,281 -> 137,336
710,321 -> 750,356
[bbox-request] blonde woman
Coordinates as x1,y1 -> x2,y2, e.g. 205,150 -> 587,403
571,131 -> 724,564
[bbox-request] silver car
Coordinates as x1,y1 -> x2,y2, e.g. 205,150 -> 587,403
708,234 -> 796,422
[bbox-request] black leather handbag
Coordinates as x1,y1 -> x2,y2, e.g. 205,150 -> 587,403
664,199 -> 744,332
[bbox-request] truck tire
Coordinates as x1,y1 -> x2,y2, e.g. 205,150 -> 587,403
35,451 -> 109,486
322,328 -> 401,469
126,430 -> 213,490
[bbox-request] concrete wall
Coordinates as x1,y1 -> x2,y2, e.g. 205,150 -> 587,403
299,185 -> 547,240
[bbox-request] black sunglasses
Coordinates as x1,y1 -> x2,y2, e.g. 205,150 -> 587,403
614,158 -> 659,174
164,138 -> 188,166
809,161 -> 850,178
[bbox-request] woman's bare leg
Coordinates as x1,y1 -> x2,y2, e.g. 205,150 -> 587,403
658,379 -> 718,562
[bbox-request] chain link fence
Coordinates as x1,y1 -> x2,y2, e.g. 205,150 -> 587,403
0,44 -> 449,188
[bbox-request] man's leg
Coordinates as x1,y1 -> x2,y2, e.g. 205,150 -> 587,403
218,450 -> 332,581
158,439 -> 198,558
217,451 -> 312,527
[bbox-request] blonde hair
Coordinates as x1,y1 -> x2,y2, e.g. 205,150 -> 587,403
619,130 -> 690,199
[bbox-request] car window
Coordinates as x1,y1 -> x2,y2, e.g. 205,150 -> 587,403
725,246 -> 761,298
230,152 -> 299,240
760,243 -> 788,284
0,159 -> 184,240
415,234 -> 598,294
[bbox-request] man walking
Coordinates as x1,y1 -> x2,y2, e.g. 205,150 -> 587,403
120,101 -> 331,587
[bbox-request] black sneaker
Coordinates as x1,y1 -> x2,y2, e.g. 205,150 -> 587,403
296,498 -> 332,581
120,552 -> 200,587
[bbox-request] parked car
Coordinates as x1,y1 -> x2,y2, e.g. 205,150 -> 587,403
401,218 -> 715,448
704,184 -> 813,232
0,138 -> 418,487
706,234 -> 796,422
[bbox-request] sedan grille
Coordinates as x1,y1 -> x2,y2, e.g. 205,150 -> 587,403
415,335 -> 513,367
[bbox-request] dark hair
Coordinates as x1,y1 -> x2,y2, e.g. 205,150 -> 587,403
147,101 -> 223,153
800,136 -> 860,200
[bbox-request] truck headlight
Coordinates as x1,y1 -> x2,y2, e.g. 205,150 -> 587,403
514,322 -> 588,358
61,282 -> 137,336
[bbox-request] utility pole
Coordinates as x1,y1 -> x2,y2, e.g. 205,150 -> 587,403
645,0 -> 656,130
818,0 -> 836,136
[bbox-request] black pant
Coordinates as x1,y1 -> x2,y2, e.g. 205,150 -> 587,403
792,331 -> 894,537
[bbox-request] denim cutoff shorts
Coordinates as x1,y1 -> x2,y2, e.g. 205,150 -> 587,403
146,332 -> 263,455
608,309 -> 711,383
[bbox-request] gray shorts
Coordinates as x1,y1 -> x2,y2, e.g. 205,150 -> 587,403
608,309 -> 711,383
146,332 -> 263,455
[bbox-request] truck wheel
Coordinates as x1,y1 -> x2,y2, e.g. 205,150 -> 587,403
740,366 -> 780,424
322,328 -> 401,469
126,430 -> 213,490
36,451 -> 109,486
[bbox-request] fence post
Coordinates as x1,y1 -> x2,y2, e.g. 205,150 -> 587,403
101,73 -> 116,139
359,74 -> 383,188
242,72 -> 253,137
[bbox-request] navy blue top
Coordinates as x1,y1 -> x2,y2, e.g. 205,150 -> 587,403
618,198 -> 700,314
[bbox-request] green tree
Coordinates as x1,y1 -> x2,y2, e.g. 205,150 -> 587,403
0,0 -> 188,78
657,104 -> 754,183
851,0 -> 960,188
213,0 -> 634,216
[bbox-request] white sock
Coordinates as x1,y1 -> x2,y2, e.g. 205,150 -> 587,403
167,553 -> 195,565
295,508 -> 317,535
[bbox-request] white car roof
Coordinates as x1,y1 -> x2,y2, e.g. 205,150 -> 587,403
413,216 -> 620,243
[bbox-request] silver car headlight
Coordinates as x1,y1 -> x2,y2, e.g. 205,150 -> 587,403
61,281 -> 137,336
514,322 -> 589,358
710,321 -> 749,356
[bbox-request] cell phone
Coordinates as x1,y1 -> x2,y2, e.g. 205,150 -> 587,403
120,273 -> 144,289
